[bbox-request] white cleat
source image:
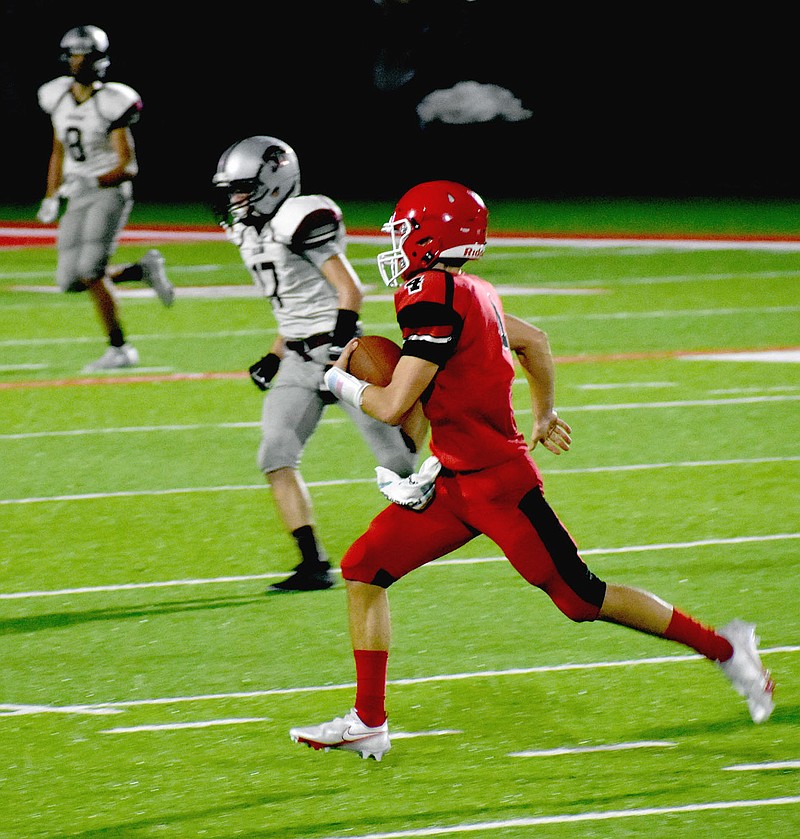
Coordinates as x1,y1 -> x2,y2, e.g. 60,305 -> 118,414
83,344 -> 139,372
139,249 -> 174,307
718,619 -> 775,723
290,709 -> 390,761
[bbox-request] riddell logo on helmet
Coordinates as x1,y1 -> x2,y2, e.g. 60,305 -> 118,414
465,246 -> 485,258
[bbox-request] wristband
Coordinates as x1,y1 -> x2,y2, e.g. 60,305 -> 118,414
331,309 -> 359,349
324,366 -> 368,409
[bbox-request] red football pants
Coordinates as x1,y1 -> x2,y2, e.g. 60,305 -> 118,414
341,455 -> 606,621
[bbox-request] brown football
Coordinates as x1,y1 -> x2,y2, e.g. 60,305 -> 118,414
347,335 -> 402,386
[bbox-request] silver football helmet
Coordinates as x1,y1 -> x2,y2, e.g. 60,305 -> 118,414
212,136 -> 301,228
60,25 -> 110,81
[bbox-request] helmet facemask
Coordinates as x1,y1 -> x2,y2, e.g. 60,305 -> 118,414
212,177 -> 266,228
60,26 -> 110,82
376,181 -> 488,288
377,216 -> 413,287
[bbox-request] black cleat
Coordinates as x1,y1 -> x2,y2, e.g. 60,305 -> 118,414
268,565 -> 335,593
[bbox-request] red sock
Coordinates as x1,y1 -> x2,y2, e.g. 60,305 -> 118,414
354,649 -> 388,727
663,609 -> 733,661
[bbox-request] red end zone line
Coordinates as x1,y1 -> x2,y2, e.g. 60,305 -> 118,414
2,346 -> 798,390
4,222 -> 800,248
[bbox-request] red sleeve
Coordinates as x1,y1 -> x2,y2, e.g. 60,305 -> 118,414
395,270 -> 463,367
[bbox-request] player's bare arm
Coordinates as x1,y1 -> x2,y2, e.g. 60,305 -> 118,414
321,254 -> 364,312
505,314 -> 571,454
44,135 -> 65,197
333,340 -> 436,427
270,335 -> 285,359
98,127 -> 136,187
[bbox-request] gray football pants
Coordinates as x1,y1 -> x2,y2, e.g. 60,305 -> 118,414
56,183 -> 133,291
257,344 -> 417,478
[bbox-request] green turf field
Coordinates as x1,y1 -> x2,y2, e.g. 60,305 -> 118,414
1,201 -> 798,838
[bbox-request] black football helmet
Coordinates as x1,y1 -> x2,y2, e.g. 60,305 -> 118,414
60,25 -> 110,82
212,136 -> 301,228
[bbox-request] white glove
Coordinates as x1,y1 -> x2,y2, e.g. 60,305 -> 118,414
36,197 -> 60,224
60,175 -> 100,200
375,455 -> 441,511
220,221 -> 244,246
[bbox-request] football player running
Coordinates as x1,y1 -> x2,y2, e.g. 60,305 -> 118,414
36,25 -> 174,372
212,136 -> 425,593
289,180 -> 775,760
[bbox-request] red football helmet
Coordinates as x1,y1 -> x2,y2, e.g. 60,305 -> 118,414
377,180 -> 488,287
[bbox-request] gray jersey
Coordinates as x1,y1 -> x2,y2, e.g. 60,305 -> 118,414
233,194 -> 363,340
232,194 -> 417,479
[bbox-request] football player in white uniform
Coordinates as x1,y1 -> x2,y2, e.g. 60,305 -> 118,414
212,135 -> 426,592
36,25 -> 175,372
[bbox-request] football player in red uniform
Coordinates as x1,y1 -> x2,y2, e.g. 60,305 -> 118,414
290,180 -> 774,761
36,25 -> 174,371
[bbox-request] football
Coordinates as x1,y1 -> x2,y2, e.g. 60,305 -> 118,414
347,335 -> 402,386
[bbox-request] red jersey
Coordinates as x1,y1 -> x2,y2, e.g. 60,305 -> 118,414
395,269 -> 529,472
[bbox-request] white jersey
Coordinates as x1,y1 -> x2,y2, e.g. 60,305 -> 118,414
232,195 -> 361,340
37,76 -> 142,180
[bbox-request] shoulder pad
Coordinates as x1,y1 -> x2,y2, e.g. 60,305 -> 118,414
96,82 -> 143,126
37,77 -> 72,114
272,195 -> 343,249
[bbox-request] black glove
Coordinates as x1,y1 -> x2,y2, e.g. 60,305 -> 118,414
249,353 -> 281,391
319,364 -> 339,405
328,309 -> 361,362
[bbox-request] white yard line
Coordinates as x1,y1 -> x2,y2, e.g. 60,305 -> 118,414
510,741 -> 677,757
1,534 -> 797,600
0,328 -> 275,347
2,391 -> 799,440
2,646 -> 796,716
577,381 -> 677,390
307,797 -> 800,839
2,304 -> 799,344
101,720 -> 460,738
531,303 -> 800,320
684,350 -> 800,363
724,761 -> 800,771
101,717 -> 271,733
1,455 -> 796,506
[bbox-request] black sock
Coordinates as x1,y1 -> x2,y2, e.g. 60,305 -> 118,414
109,326 -> 125,348
111,264 -> 144,284
292,525 -> 328,569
